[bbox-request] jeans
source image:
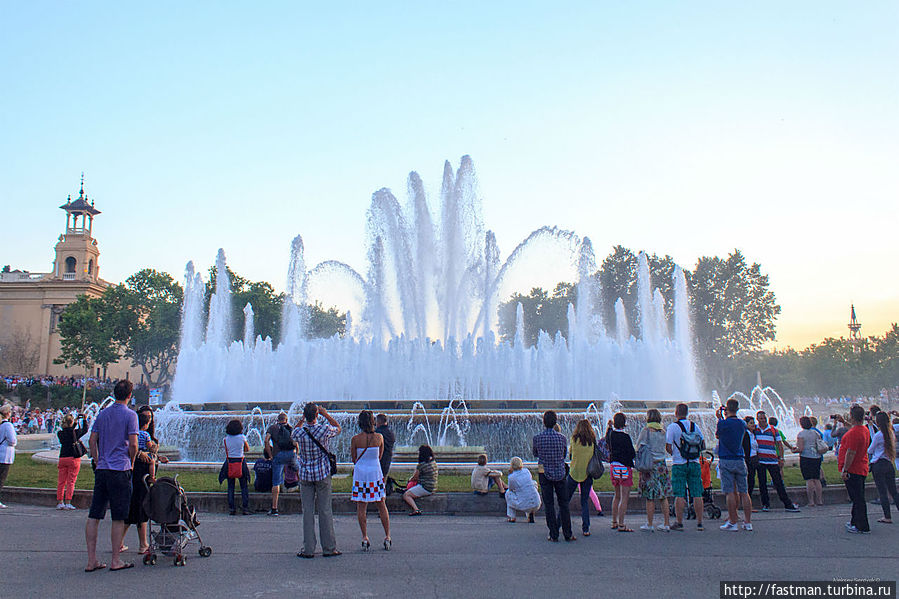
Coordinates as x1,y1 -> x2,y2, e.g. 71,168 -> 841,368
871,458 -> 899,520
227,476 -> 249,511
566,474 -> 594,533
757,463 -> 793,508
300,477 -> 336,554
539,473 -> 572,540
57,456 -> 82,502
845,472 -> 869,532
0,463 -> 9,501
745,456 -> 759,498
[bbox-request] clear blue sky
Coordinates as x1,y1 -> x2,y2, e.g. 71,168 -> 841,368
2,2 -> 897,347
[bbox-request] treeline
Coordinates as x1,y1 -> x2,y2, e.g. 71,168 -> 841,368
498,245 -> 896,397
55,267 -> 344,388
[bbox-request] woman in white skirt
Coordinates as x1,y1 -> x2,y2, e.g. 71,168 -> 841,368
505,457 -> 541,522
351,410 -> 391,551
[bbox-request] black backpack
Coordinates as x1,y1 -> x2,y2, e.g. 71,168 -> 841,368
273,424 -> 295,451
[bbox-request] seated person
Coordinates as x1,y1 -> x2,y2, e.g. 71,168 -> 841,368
471,454 -> 506,495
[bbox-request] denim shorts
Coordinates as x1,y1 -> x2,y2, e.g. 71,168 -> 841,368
718,458 -> 748,494
272,450 -> 298,487
88,469 -> 132,521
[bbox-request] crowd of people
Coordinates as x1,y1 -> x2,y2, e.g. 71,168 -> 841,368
1,389 -> 898,570
2,405 -> 86,434
2,374 -> 118,390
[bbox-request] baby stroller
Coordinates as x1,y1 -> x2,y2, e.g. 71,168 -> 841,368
141,475 -> 212,566
670,451 -> 723,520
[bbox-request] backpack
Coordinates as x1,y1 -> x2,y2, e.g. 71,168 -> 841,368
273,424 -> 295,451
253,458 -> 273,492
634,442 -> 654,473
675,420 -> 704,461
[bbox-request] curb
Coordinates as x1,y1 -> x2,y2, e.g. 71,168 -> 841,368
1,482 -> 863,516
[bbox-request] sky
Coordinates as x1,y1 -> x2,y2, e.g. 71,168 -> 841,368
1,2 -> 897,349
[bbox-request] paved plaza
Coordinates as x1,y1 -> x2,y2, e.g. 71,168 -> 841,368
1,501 -> 897,598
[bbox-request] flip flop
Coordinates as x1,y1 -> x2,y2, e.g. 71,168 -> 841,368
84,563 -> 106,573
323,551 -> 342,557
109,562 -> 134,571
617,526 -> 634,532
409,510 -> 422,516
876,518 -> 892,524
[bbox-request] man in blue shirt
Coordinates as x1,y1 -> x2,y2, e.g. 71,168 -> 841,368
532,411 -> 573,542
716,399 -> 752,531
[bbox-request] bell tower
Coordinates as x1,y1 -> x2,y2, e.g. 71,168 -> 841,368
53,174 -> 101,282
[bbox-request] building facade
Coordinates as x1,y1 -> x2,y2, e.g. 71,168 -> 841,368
0,179 -> 132,380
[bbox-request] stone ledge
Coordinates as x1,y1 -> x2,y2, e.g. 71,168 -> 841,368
1,482 -> 863,516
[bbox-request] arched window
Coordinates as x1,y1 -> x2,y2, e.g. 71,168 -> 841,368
64,257 -> 76,273
88,259 -> 93,275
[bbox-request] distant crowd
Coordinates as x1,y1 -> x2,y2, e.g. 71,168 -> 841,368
2,374 -> 117,390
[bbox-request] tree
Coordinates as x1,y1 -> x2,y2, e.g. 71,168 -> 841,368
55,295 -> 120,405
0,326 -> 40,373
690,250 -> 780,392
207,266 -> 283,343
497,283 -> 576,347
307,302 -> 346,339
107,269 -> 183,388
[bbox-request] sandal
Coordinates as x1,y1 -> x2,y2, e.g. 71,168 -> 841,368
506,518 -> 516,523
84,563 -> 106,573
617,526 -> 634,533
877,518 -> 892,524
611,522 -> 619,529
409,510 -> 422,516
110,562 -> 134,571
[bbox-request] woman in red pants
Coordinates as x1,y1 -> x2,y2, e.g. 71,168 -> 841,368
56,413 -> 87,509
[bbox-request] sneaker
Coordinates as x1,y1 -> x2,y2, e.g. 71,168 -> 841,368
656,524 -> 671,532
639,524 -> 654,532
267,509 -> 279,517
241,509 -> 252,515
741,523 -> 753,531
229,510 -> 237,516
64,503 -> 77,510
696,522 -> 705,531
56,502 -> 66,510
720,521 -> 739,531
0,502 -> 7,509
670,522 -> 684,531
761,506 -> 770,512
785,505 -> 801,513
846,525 -> 861,534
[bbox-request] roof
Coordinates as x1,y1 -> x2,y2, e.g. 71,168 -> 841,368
59,193 -> 101,216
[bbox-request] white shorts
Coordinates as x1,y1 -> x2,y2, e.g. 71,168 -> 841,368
406,484 -> 432,498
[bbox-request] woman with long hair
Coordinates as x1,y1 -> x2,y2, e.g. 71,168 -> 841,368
567,419 -> 597,536
635,409 -> 671,531
350,410 -> 391,550
222,419 -> 252,515
607,412 -> 636,532
869,411 -> 899,523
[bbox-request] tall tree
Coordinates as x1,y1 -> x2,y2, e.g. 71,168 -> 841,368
107,269 -> 183,388
497,283 -> 576,347
55,295 -> 121,404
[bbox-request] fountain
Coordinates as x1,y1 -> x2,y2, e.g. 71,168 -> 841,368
157,157 -> 711,462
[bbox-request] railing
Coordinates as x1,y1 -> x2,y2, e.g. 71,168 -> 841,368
66,227 -> 89,236
62,273 -> 77,281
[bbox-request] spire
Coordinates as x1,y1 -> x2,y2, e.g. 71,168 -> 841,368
80,172 -> 84,197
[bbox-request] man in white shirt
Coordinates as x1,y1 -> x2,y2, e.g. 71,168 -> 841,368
0,404 -> 18,508
666,403 -> 705,531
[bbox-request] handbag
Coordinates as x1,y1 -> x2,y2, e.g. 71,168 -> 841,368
224,440 -> 243,479
814,437 -> 830,455
71,429 -> 87,459
304,428 -> 338,476
586,443 -> 605,479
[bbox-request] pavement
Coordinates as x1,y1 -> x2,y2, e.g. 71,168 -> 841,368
1,502 -> 897,599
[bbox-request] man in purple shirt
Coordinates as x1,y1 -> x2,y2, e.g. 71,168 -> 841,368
85,380 -> 139,572
532,410 -> 573,542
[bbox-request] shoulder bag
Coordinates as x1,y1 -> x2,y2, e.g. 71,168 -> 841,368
305,428 -> 338,476
224,440 -> 243,479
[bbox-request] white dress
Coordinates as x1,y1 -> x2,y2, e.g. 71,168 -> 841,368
505,469 -> 541,514
351,446 -> 386,502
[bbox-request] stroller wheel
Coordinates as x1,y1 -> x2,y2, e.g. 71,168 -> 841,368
199,546 -> 212,558
148,554 -> 157,566
142,554 -> 152,566
174,554 -> 186,567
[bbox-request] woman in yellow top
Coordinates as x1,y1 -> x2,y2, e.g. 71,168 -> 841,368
567,419 -> 597,536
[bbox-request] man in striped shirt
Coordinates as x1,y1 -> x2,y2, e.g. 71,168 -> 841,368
754,411 -> 800,512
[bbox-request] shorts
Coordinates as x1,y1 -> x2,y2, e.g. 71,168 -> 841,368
799,456 -> 822,481
718,458 -> 748,494
671,462 -> 702,498
88,469 -> 132,521
405,484 -> 432,498
272,450 -> 298,487
610,463 -> 633,487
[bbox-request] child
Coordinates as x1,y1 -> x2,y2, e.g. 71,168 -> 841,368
137,412 -> 156,483
471,454 -> 506,495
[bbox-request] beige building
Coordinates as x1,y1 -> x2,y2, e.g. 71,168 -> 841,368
0,178 -> 133,380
